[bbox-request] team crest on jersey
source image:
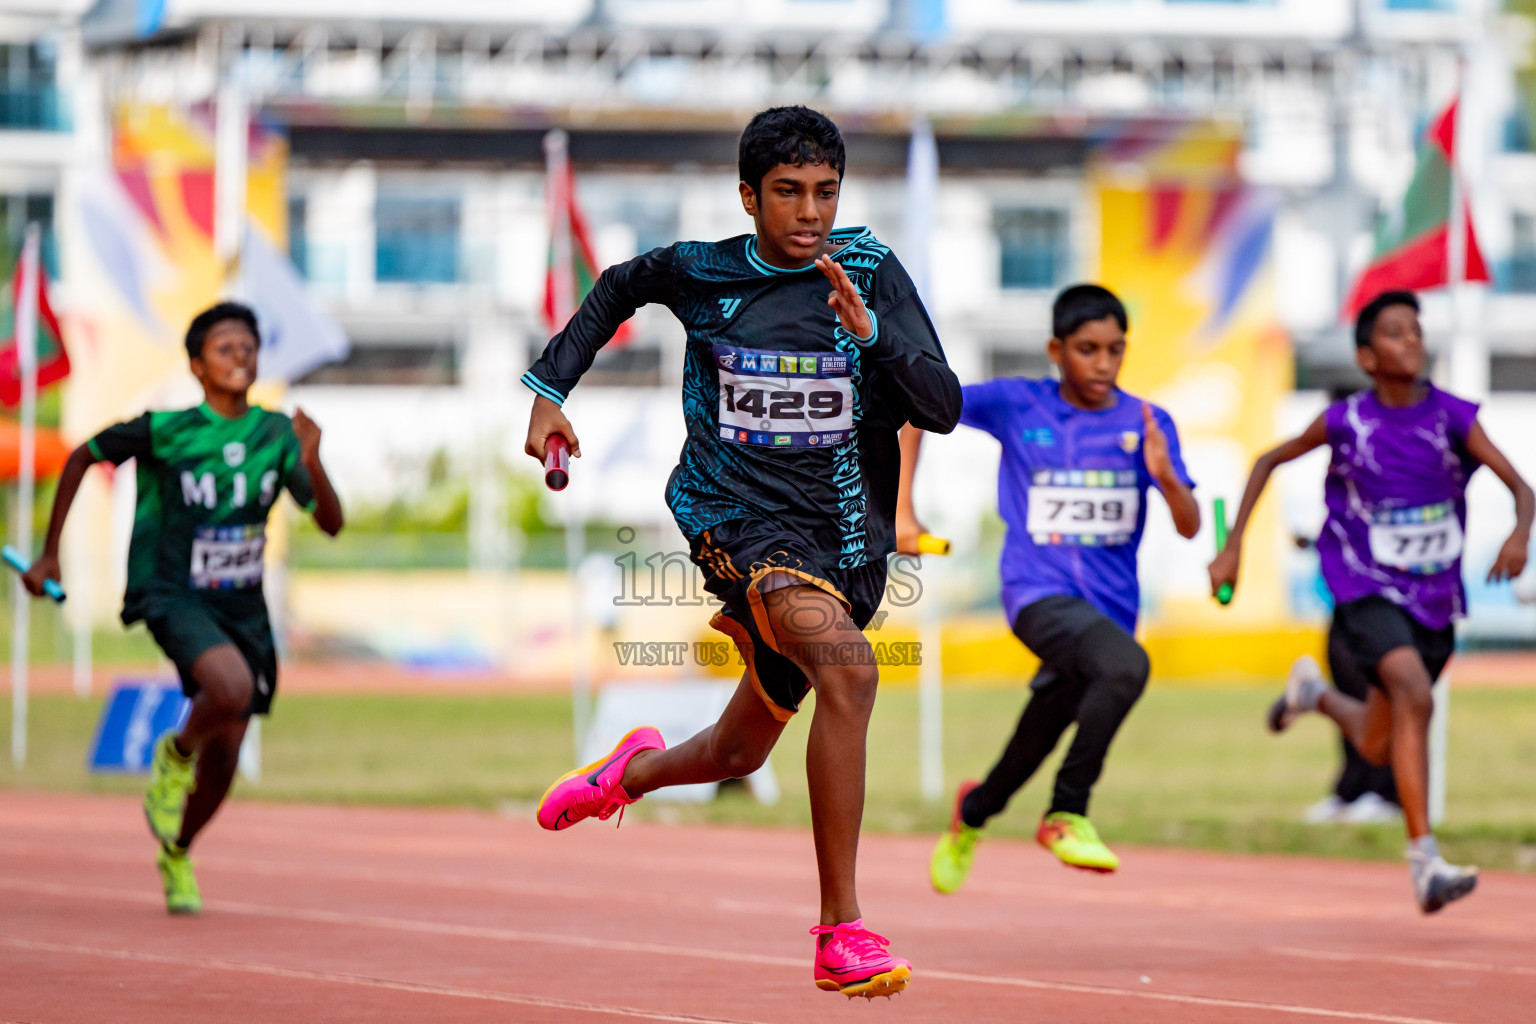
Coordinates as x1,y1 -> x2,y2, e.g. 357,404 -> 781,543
1119,431 -> 1140,454
223,442 -> 246,467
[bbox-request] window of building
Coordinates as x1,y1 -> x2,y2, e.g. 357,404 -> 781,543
298,341 -> 458,386
1491,356 -> 1536,392
287,195 -> 308,278
995,206 -> 1069,291
3,193 -> 58,279
570,344 -> 663,388
1500,213 -> 1536,295
984,347 -> 1053,381
375,193 -> 460,284
0,43 -> 64,131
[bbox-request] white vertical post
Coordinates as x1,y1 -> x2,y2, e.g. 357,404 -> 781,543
904,115 -> 944,800
917,556 -> 944,801
11,226 -> 41,767
566,498 -> 590,762
214,79 -> 249,296
545,128 -> 588,759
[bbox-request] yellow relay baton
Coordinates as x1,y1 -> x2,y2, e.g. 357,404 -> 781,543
916,533 -> 951,556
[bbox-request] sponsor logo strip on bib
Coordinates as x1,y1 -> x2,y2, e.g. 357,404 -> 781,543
190,524 -> 266,590
1026,470 -> 1139,546
1367,501 -> 1462,574
714,344 -> 853,448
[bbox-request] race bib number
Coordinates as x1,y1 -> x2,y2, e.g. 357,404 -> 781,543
714,344 -> 853,449
190,524 -> 266,590
1368,502 -> 1462,574
1026,471 -> 1140,546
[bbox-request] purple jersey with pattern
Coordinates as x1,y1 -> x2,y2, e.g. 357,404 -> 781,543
1318,385 -> 1481,630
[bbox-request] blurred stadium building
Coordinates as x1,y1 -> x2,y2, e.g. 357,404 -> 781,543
3,0 -> 1535,673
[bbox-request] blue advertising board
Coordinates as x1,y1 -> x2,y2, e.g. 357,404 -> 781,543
88,681 -> 190,773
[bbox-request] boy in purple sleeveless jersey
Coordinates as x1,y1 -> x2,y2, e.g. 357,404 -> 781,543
1210,290 -> 1533,913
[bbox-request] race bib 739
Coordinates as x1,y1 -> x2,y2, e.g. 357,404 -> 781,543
1026,470 -> 1140,546
714,344 -> 853,449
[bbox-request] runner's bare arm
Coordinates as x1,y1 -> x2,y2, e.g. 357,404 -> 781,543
1465,422 -> 1533,582
1143,404 -> 1200,539
895,424 -> 928,555
22,443 -> 99,596
294,408 -> 344,537
1208,413 -> 1328,598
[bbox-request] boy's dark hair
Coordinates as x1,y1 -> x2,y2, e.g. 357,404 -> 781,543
185,301 -> 259,360
1354,289 -> 1419,349
1052,284 -> 1128,341
738,106 -> 847,194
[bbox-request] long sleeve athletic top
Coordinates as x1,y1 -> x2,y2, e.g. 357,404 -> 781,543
523,227 -> 961,570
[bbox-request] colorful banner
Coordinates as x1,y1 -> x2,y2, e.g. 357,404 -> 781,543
63,103 -> 289,437
1091,123 -> 1294,630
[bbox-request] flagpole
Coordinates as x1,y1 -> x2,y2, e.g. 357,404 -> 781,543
11,225 -> 41,767
1432,58 -> 1479,828
544,128 -> 589,759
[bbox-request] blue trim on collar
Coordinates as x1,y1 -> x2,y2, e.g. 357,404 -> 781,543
745,227 -> 873,276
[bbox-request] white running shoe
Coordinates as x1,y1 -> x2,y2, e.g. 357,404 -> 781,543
1340,792 -> 1402,825
1268,655 -> 1325,733
1302,795 -> 1347,824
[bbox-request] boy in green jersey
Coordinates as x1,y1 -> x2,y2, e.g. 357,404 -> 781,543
25,301 -> 344,914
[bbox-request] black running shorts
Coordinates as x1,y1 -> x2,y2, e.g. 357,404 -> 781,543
1332,595 -> 1454,691
690,518 -> 887,720
141,593 -> 279,716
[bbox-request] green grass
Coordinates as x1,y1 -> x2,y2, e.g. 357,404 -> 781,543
2,684 -> 1533,870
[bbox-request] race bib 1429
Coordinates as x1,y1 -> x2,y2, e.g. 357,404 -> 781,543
1026,470 -> 1140,546
1368,501 -> 1462,574
714,344 -> 853,449
190,524 -> 266,590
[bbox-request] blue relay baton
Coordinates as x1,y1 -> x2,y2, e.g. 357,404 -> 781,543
2,545 -> 65,603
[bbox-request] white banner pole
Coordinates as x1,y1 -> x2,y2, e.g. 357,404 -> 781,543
11,225 -> 41,767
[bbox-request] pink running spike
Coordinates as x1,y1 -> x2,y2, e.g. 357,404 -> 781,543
536,727 -> 665,831
811,919 -> 912,999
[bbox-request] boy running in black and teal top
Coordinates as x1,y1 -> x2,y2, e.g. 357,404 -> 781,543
524,107 -> 960,998
24,302 -> 344,915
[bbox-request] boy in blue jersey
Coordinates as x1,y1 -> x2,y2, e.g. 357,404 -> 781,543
898,284 -> 1199,892
522,107 -> 960,997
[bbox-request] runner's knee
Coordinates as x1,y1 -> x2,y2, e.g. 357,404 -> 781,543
711,734 -> 771,778
1076,624 -> 1149,704
192,650 -> 254,719
811,659 -> 879,718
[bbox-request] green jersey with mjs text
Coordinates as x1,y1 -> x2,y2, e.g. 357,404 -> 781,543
88,403 -> 316,623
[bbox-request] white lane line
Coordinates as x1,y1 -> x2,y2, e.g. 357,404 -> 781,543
0,937 -> 771,1024
0,877 -> 1474,1024
1267,945 -> 1536,979
3,843 -> 1530,982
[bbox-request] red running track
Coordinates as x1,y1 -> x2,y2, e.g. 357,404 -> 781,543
1,791 -> 1531,1023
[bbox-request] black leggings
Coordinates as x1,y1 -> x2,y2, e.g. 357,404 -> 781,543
961,595 -> 1150,826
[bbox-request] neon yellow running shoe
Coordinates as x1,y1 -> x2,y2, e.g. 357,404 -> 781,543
1036,811 -> 1119,873
156,844 -> 202,916
143,731 -> 196,847
930,780 -> 981,894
